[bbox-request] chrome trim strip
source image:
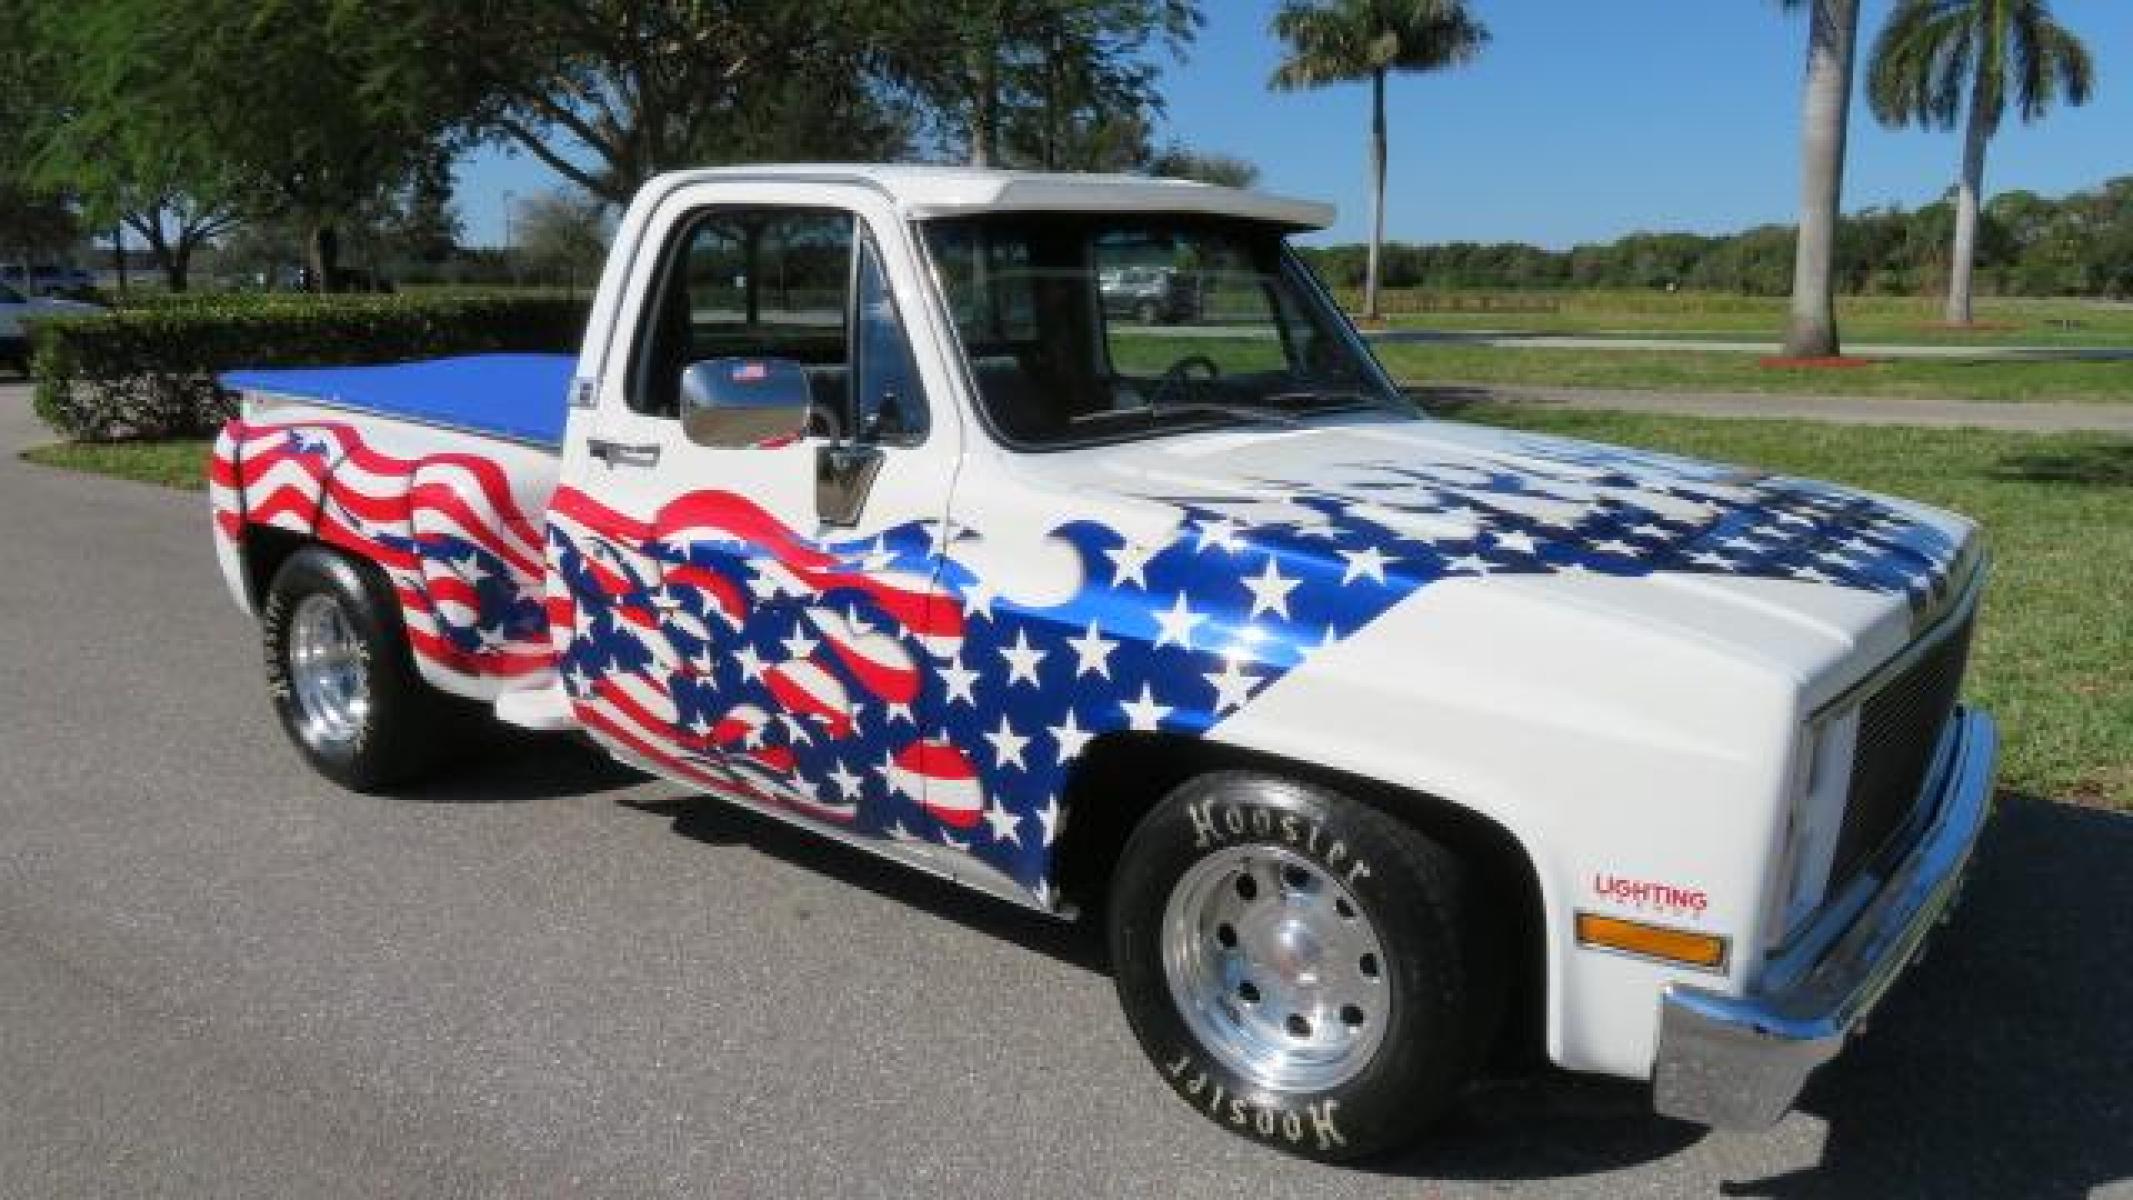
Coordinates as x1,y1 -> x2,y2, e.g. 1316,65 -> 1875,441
603,745 -> 1069,920
1651,708 -> 1997,1130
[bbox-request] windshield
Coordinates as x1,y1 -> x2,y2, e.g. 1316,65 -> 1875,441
920,214 -> 1414,448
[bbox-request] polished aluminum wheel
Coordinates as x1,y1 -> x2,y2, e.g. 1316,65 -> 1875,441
288,592 -> 369,747
1160,843 -> 1390,1092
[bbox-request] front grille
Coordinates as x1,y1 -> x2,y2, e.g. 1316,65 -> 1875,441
1830,615 -> 1975,886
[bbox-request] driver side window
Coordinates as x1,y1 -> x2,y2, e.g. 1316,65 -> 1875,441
630,206 -> 855,423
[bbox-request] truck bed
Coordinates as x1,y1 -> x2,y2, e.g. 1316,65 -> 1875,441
221,354 -> 575,449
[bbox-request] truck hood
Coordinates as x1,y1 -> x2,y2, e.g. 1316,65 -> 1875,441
1011,414 -> 1977,696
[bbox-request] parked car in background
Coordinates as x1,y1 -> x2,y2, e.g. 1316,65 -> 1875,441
0,264 -> 95,296
1100,263 -> 1200,325
0,281 -> 102,376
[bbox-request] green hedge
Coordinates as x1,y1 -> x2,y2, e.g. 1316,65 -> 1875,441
30,292 -> 589,441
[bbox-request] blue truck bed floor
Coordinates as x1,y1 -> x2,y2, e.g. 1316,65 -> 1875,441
221,354 -> 576,449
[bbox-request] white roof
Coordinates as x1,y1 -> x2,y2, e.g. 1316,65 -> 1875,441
647,164 -> 1335,229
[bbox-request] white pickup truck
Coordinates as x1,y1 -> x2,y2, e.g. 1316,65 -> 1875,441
209,165 -> 1995,1162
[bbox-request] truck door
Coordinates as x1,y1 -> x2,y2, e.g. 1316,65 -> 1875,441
552,186 -> 967,849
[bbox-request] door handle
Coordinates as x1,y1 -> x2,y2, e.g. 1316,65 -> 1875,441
585,437 -> 661,468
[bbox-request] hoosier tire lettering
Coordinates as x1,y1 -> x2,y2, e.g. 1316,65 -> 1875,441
1110,771 -> 1499,1163
1163,1048 -> 1349,1152
1186,795 -> 1375,890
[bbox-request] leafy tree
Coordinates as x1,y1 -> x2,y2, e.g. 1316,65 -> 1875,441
514,190 -> 613,291
1270,0 -> 1488,323
1779,0 -> 1862,357
368,2 -> 915,208
1867,0 -> 2096,323
887,1 -> 1201,169
1146,145 -> 1262,188
25,0 -> 256,291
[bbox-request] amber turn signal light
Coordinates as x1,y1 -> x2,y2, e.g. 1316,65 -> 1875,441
1575,913 -> 1729,973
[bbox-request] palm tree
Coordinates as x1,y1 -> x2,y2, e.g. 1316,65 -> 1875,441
1867,0 -> 2095,325
1781,0 -> 1863,359
1270,0 -> 1487,323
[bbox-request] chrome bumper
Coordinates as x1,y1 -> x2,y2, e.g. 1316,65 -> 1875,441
1651,708 -> 1998,1129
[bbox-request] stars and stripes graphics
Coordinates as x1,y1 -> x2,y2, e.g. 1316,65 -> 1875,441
211,419 -> 553,686
217,413 -> 1969,909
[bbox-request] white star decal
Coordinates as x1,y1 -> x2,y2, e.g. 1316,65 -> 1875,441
1195,517 -> 1245,554
452,552 -> 489,582
1048,709 -> 1093,762
1205,659 -> 1261,714
778,713 -> 814,745
982,714 -> 1030,770
1492,530 -> 1539,557
1339,545 -> 1393,585
1445,552 -> 1491,574
1152,591 -> 1206,651
1242,556 -> 1300,619
1121,683 -> 1173,731
982,798 -> 1022,846
780,626 -> 819,660
940,656 -> 980,706
827,761 -> 864,802
962,576 -> 998,621
1105,538 -> 1162,589
731,644 -> 767,682
1066,621 -> 1117,679
1035,795 -> 1061,846
1593,539 -> 1641,557
997,628 -> 1047,688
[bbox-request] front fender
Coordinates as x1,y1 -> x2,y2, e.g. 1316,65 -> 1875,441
1211,574 -> 1803,1079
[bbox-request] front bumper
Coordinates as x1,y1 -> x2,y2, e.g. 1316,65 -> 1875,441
1650,707 -> 1998,1129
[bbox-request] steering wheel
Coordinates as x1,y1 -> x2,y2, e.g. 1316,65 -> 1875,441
1147,353 -> 1222,412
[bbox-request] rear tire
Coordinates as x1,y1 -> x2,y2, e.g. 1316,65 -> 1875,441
1107,771 -> 1496,1163
261,544 -> 449,792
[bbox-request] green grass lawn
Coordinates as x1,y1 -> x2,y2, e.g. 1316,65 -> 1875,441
21,439 -> 211,488
1453,404 -> 2133,809
24,416 -> 2130,808
1354,289 -> 2133,347
1374,343 -> 2133,405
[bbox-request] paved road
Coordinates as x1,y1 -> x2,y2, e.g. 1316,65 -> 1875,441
3,381 -> 2130,1198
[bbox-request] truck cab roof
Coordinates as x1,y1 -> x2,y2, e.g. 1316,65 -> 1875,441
639,164 -> 1336,230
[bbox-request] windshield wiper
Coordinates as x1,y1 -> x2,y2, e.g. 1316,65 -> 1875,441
1261,388 -> 1420,419
1143,398 -> 1309,429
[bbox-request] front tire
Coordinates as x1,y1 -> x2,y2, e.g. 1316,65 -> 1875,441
261,544 -> 448,792
1107,772 -> 1495,1162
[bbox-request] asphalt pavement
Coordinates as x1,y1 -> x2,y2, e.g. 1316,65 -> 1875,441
2,380 -> 2129,1198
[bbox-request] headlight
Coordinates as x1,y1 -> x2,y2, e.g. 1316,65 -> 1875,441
1771,709 -> 1858,944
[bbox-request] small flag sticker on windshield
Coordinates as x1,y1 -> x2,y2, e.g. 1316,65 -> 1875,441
733,361 -> 767,383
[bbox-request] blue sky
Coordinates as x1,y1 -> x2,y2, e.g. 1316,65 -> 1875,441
455,0 -> 2131,251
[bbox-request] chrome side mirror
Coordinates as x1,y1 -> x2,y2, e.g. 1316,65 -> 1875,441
678,358 -> 813,448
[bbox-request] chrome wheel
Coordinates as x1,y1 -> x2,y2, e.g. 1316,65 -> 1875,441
288,592 -> 369,747
1160,843 -> 1390,1092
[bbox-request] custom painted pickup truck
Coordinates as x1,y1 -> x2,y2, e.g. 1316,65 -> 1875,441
210,166 -> 1995,1162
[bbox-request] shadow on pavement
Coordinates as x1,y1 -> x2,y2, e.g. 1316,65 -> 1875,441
1719,795 -> 2133,1199
625,793 -> 1111,975
398,724 -> 650,804
621,780 -> 2132,1192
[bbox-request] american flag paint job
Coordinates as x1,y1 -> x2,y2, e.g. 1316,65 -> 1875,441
215,413 -> 1965,907
211,419 -> 554,688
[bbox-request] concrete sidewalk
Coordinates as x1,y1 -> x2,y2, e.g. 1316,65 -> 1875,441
1371,329 -> 2133,362
1414,381 -> 2133,434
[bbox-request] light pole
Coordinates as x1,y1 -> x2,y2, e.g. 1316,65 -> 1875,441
502,189 -> 517,286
